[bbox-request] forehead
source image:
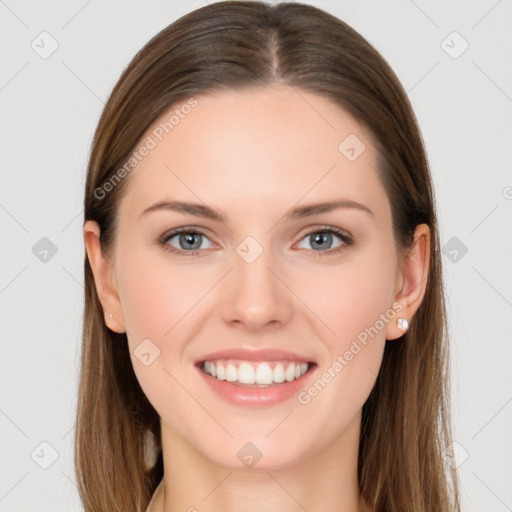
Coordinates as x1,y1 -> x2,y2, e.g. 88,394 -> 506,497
118,84 -> 386,220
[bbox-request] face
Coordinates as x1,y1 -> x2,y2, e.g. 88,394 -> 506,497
102,84 -> 405,470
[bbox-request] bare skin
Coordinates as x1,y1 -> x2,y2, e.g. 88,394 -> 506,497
84,83 -> 430,512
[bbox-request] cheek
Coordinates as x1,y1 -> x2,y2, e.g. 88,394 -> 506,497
116,248 -> 218,408
293,250 -> 395,426
300,250 -> 396,347
115,250 -> 202,424
117,248 -> 208,343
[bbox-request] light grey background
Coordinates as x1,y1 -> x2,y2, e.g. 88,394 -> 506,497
0,1 -> 511,510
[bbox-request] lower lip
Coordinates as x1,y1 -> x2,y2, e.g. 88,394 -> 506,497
195,363 -> 317,408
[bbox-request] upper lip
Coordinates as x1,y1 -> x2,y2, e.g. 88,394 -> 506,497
195,347 -> 316,364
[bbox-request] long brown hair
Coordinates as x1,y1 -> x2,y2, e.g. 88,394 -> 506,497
77,2 -> 460,510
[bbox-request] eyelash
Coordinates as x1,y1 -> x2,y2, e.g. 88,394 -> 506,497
158,225 -> 354,258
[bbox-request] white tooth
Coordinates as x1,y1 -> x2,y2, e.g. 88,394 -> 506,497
285,363 -> 295,382
238,362 -> 255,384
216,364 -> 226,380
255,363 -> 273,385
273,363 -> 285,383
226,363 -> 238,382
206,360 -> 308,384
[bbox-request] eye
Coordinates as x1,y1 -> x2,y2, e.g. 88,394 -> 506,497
158,225 -> 354,257
159,228 -> 214,255
295,226 -> 353,256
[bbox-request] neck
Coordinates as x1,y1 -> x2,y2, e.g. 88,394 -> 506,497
153,411 -> 371,512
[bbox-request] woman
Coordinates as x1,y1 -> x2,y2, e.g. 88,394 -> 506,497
77,1 -> 461,511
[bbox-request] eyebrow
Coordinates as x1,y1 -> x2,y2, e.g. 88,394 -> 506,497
139,199 -> 373,222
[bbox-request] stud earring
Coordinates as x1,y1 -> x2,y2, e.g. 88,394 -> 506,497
397,317 -> 409,331
108,313 -> 113,319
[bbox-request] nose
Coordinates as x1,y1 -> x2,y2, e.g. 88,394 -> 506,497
220,248 -> 294,332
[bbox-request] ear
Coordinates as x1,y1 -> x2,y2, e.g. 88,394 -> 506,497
386,223 -> 430,340
83,220 -> 126,333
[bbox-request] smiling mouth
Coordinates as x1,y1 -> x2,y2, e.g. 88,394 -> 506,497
196,359 -> 317,387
